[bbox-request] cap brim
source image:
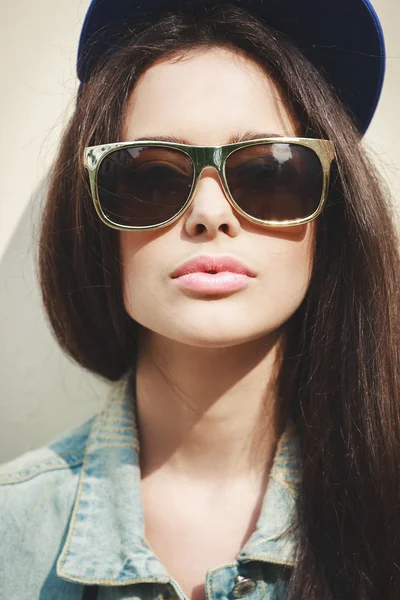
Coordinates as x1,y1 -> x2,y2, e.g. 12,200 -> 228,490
77,0 -> 385,134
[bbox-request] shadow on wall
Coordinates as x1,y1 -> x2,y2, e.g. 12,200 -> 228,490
0,175 -> 110,465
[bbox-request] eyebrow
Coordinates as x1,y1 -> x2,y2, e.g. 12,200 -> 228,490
129,131 -> 287,144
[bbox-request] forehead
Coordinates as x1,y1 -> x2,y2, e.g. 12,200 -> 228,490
122,46 -> 300,144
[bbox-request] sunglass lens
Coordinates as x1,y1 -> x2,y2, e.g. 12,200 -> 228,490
225,143 -> 324,222
96,146 -> 194,227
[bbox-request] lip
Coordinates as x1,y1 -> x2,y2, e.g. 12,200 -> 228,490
171,255 -> 257,294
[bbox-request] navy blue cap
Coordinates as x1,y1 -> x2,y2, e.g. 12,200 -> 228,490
77,0 -> 386,134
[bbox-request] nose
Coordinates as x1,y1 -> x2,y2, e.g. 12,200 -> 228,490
183,166 -> 242,238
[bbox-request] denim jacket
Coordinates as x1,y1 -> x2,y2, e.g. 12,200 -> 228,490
0,371 -> 301,600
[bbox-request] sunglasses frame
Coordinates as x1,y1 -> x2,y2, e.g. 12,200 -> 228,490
84,137 -> 336,231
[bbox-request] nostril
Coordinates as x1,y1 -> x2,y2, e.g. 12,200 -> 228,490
196,223 -> 206,234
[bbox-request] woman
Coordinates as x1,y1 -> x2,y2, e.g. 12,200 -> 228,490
1,0 -> 399,598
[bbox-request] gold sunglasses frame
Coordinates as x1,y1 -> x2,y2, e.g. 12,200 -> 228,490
84,137 -> 336,231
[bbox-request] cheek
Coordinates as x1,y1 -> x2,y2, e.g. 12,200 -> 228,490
260,227 -> 314,310
119,230 -> 170,319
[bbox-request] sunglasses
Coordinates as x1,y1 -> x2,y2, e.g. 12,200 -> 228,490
84,137 -> 335,230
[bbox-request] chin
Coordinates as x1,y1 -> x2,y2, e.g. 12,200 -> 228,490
163,324 -> 282,349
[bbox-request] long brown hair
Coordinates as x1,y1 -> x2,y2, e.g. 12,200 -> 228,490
37,4 -> 400,598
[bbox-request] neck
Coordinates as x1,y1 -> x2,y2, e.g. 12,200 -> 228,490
134,328 -> 285,485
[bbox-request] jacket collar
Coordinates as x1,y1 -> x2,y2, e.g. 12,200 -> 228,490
57,371 -> 301,590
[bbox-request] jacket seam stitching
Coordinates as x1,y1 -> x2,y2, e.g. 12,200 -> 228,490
57,415 -> 99,573
0,451 -> 85,484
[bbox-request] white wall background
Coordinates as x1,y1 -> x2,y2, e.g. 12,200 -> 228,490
0,0 -> 399,463
0,0 -> 108,465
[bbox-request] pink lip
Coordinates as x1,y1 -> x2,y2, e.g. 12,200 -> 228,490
171,255 -> 256,294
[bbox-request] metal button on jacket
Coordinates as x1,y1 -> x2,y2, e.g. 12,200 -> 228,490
232,575 -> 257,598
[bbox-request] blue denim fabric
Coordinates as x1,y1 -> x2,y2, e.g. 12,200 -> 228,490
0,371 -> 301,599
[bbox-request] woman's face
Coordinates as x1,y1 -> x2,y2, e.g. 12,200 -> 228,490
119,47 -> 314,347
